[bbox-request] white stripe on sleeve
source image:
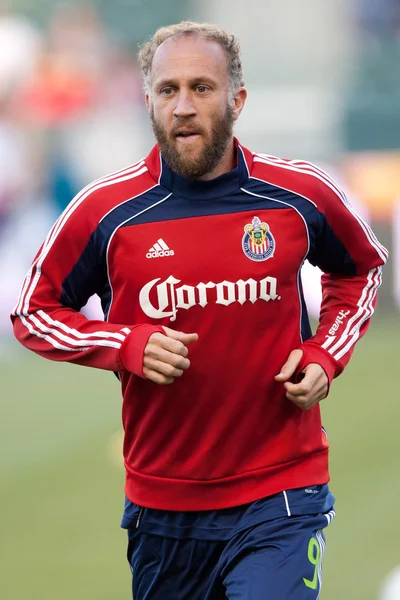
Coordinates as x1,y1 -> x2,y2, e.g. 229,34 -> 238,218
37,310 -> 127,342
28,314 -> 122,349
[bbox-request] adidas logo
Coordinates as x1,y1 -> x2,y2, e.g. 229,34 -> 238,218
146,238 -> 175,259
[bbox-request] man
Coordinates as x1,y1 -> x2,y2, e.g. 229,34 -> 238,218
12,21 -> 387,600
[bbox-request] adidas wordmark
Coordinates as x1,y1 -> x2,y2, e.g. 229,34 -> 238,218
146,238 -> 175,259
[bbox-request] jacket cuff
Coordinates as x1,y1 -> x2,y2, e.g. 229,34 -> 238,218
119,324 -> 165,377
296,341 -> 343,389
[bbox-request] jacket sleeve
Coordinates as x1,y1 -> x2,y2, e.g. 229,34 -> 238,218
11,188 -> 162,375
296,166 -> 388,386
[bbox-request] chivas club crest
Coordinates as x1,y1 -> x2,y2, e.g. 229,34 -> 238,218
242,216 -> 275,262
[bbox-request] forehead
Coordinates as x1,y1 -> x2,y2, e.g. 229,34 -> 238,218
151,34 -> 229,85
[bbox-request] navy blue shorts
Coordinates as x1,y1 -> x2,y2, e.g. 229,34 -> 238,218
127,510 -> 334,599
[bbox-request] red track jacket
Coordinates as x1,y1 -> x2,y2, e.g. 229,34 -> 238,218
12,140 -> 387,510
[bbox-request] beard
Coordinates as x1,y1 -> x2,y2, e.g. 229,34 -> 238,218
150,104 -> 235,180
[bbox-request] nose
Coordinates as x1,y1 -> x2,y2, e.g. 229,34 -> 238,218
173,91 -> 196,118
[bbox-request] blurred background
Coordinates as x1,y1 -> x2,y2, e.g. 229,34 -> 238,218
0,0 -> 399,599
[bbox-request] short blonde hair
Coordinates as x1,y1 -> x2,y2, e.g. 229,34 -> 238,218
138,21 -> 244,96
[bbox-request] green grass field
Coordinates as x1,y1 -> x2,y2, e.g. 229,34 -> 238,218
1,317 -> 399,600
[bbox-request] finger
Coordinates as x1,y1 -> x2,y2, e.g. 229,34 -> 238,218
286,383 -> 327,407
142,367 -> 174,385
275,349 -> 303,382
284,380 -> 326,399
162,327 -> 199,346
283,365 -> 323,396
144,356 -> 185,378
284,380 -> 313,397
286,392 -> 313,410
148,333 -> 190,357
144,346 -> 191,370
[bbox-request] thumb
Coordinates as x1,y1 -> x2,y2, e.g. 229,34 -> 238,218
275,349 -> 303,382
162,326 -> 199,346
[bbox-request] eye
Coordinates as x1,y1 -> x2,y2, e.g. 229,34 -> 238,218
195,85 -> 209,93
160,87 -> 174,96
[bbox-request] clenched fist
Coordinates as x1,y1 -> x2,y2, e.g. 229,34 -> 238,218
143,326 -> 199,385
275,349 -> 328,410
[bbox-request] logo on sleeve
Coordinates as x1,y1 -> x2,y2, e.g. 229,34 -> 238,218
242,216 -> 275,262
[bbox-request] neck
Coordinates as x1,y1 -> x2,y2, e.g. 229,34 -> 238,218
196,138 -> 236,181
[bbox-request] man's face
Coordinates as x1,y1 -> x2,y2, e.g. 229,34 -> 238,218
147,35 -> 237,180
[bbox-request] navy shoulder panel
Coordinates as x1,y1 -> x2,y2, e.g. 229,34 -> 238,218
244,178 -> 356,276
60,186 -> 169,311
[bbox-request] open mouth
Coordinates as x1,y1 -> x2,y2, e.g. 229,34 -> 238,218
175,131 -> 201,140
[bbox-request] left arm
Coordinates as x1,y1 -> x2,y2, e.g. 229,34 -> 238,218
276,168 -> 388,409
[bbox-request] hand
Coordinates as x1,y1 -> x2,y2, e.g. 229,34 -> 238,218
143,326 -> 198,385
275,349 -> 328,410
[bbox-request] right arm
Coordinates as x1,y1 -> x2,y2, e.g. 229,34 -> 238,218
11,189 -> 162,375
11,190 -> 197,380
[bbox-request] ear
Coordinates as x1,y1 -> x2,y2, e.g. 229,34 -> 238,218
145,93 -> 152,113
232,87 -> 247,121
